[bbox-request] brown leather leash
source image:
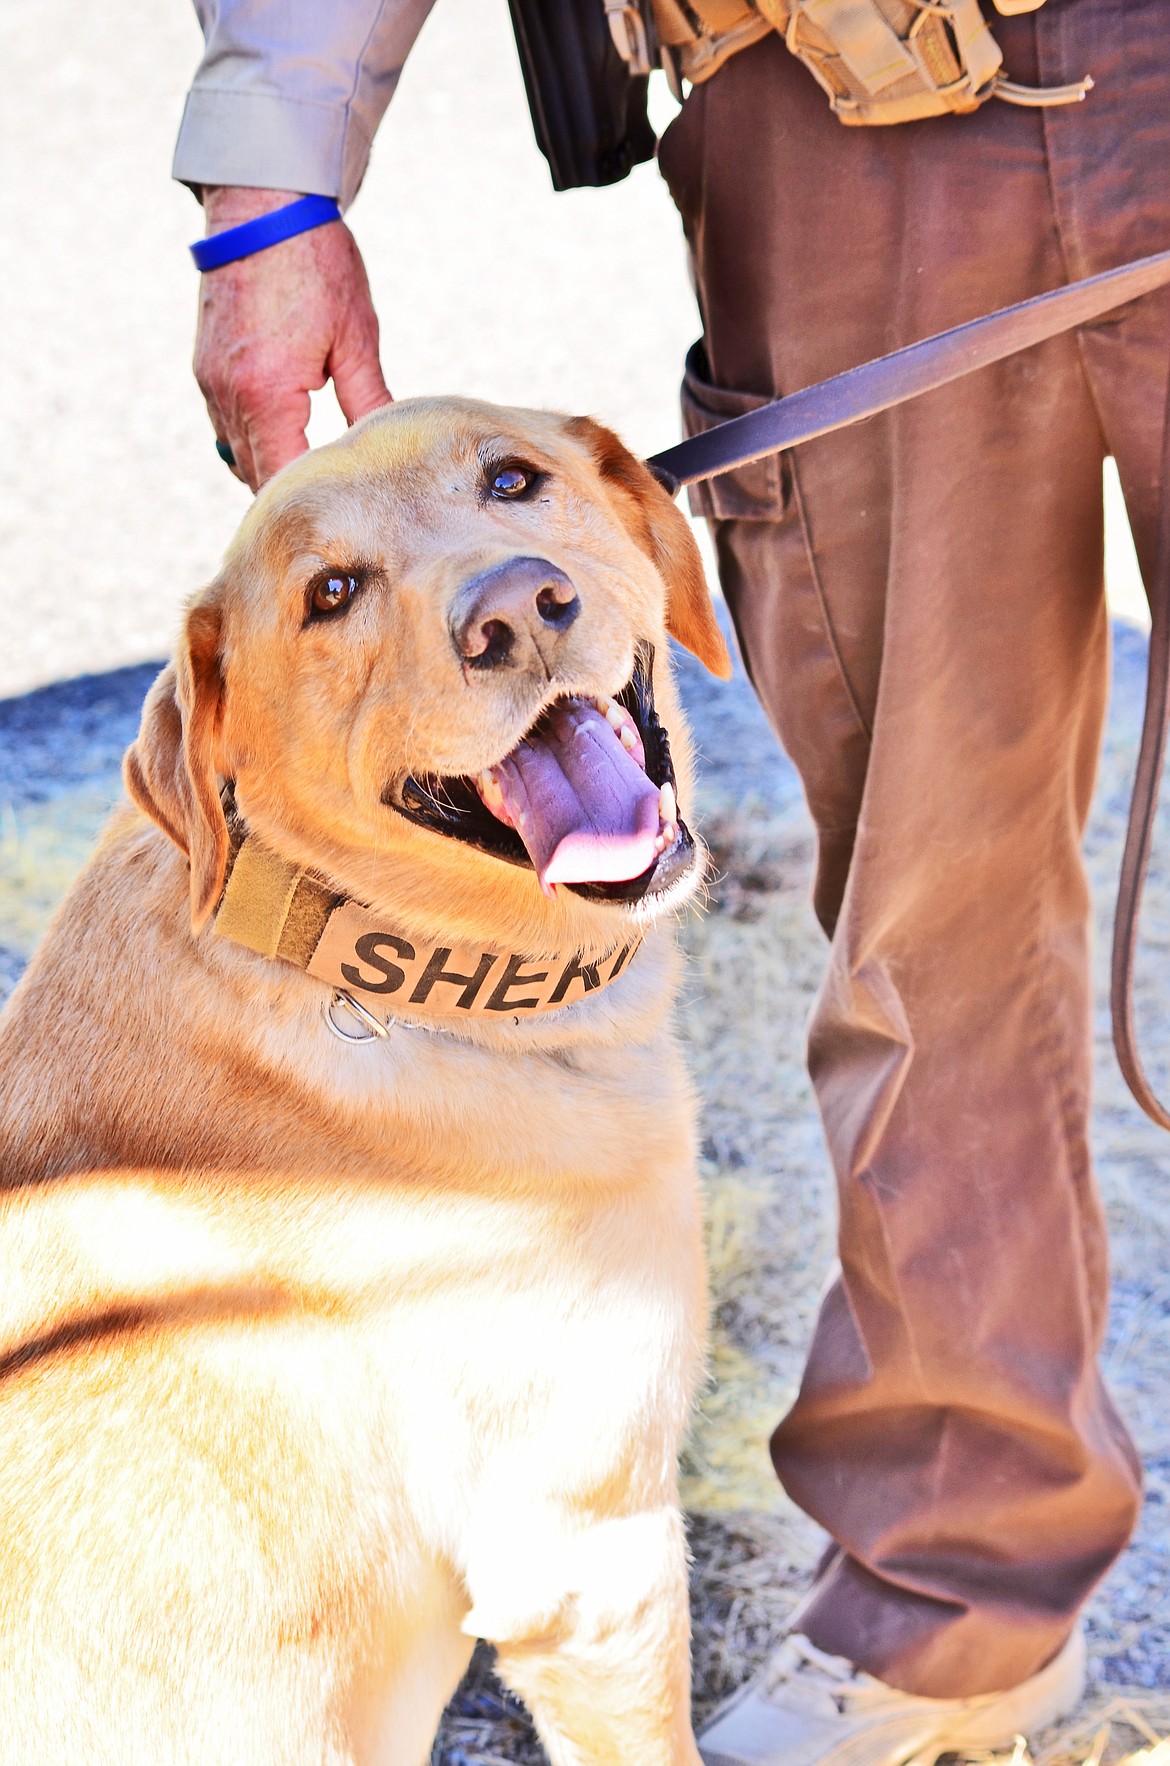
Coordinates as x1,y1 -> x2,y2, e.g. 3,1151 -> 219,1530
1112,386 -> 1170,1128
648,247 -> 1170,1129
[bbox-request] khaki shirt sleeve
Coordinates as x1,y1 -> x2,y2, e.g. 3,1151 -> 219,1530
172,0 -> 439,208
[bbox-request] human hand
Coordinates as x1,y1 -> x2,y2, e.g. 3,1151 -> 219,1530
194,187 -> 392,490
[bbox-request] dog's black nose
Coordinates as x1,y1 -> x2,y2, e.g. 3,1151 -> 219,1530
451,556 -> 581,670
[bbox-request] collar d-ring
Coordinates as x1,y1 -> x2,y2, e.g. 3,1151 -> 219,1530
324,989 -> 390,1044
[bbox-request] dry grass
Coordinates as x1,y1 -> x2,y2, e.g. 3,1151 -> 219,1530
0,792 -> 110,949
676,802 -> 830,1517
1031,1699 -> 1170,1766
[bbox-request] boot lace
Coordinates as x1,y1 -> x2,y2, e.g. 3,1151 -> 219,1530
761,1634 -> 900,1716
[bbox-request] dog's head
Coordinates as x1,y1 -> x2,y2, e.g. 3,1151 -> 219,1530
125,399 -> 730,952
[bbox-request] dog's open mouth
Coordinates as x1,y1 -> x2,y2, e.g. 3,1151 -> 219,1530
386,645 -> 697,903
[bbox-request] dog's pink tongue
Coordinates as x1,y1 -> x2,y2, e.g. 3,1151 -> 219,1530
491,700 -> 661,890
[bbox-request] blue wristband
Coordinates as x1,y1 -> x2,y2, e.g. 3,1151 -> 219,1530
189,194 -> 342,272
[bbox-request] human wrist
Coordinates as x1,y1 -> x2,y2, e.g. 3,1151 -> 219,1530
191,192 -> 343,274
201,186 -> 308,233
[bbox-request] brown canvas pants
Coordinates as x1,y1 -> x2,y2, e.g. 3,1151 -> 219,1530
658,0 -> 1170,1700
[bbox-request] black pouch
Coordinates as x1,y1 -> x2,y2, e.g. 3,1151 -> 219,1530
506,0 -> 657,190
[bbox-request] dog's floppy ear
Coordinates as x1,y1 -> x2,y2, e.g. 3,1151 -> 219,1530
566,415 -> 732,679
123,596 -> 228,931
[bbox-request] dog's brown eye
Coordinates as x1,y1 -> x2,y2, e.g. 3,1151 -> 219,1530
491,466 -> 533,499
307,570 -> 362,619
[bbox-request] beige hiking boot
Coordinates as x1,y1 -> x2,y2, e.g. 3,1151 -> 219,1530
698,1626 -> 1086,1766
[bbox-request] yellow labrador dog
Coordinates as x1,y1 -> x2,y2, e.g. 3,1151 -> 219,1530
0,399 -> 731,1766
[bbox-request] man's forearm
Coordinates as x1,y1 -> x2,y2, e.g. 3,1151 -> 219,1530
200,186 -> 303,224
192,196 -> 391,491
174,0 -> 440,207
177,1 -> 415,490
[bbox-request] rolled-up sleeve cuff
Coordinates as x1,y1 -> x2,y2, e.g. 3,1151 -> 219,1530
172,88 -> 378,210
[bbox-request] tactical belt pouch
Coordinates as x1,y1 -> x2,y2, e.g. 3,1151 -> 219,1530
610,0 -> 1092,123
506,0 -> 657,189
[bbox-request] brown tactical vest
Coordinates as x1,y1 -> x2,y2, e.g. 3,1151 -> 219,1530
604,0 -> 1091,125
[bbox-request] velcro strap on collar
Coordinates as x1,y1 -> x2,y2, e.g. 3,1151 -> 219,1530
212,819 -> 643,1025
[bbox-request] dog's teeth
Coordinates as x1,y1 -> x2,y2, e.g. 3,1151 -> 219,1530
605,702 -> 626,732
594,694 -> 614,716
658,782 -> 676,827
618,725 -> 637,753
479,770 -> 503,809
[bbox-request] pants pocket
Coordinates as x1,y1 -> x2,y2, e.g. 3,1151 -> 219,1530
679,342 -> 871,932
680,341 -> 790,523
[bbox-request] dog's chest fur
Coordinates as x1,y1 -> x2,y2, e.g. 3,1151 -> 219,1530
0,825 -> 707,1573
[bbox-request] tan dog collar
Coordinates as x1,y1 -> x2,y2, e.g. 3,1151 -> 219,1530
212,803 -> 643,1033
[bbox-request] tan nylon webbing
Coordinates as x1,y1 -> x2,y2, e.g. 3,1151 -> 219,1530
211,823 -> 644,1026
801,0 -> 917,94
277,873 -> 338,968
212,838 -> 301,960
637,0 -> 1086,122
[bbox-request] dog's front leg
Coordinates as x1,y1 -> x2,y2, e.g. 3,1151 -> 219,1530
466,1505 -> 702,1766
